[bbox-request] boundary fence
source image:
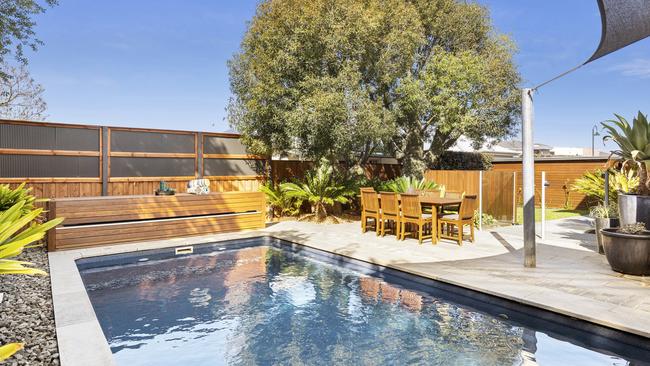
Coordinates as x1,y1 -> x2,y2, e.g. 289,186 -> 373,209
425,170 -> 516,223
0,119 -> 266,199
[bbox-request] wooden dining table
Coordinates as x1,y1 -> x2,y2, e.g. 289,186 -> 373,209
376,194 -> 463,241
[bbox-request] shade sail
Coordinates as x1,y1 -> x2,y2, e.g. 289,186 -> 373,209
587,0 -> 650,63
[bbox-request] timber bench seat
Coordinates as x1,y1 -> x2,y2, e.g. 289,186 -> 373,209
47,192 -> 266,251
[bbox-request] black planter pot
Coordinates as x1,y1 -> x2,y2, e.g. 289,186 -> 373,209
594,218 -> 619,254
601,228 -> 650,276
618,194 -> 650,228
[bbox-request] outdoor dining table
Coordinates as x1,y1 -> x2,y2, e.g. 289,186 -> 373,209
376,194 -> 463,241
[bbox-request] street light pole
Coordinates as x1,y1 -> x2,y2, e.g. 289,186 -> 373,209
591,125 -> 600,157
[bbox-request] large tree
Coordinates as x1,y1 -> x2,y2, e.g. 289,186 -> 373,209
229,0 -> 520,176
0,0 -> 57,68
0,63 -> 47,120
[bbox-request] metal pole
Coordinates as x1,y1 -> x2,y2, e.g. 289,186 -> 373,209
522,88 -> 536,267
478,170 -> 483,231
101,126 -> 109,196
605,170 -> 609,207
541,171 -> 546,240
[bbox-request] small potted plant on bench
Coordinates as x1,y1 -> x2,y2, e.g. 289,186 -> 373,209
155,181 -> 176,196
601,223 -> 650,275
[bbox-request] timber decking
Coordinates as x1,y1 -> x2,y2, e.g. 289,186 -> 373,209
47,192 -> 266,251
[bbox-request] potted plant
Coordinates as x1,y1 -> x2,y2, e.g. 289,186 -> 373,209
601,223 -> 650,275
601,112 -> 650,228
599,112 -> 650,275
589,203 -> 619,255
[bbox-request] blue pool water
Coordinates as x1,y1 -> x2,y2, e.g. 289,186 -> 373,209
78,238 -> 650,365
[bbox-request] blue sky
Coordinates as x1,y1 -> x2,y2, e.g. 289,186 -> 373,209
26,0 -> 650,148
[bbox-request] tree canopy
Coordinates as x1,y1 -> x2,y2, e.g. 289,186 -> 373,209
229,0 -> 520,176
0,0 -> 57,69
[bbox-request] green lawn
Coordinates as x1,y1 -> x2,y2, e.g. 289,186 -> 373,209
514,206 -> 587,224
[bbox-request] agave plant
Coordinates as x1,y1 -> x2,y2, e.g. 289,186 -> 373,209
281,159 -> 355,222
380,176 -> 439,193
601,112 -> 650,195
0,201 -> 64,362
260,182 -> 301,218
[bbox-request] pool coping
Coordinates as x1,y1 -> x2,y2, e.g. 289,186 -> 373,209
49,228 -> 650,365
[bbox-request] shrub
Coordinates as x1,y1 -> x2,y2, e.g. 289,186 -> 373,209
281,158 -> 356,222
429,151 -> 492,170
380,176 -> 440,193
571,169 -> 638,206
260,182 -> 301,218
0,183 -> 41,214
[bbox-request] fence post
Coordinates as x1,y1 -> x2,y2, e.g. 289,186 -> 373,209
197,132 -> 204,178
512,172 -> 517,224
478,170 -> 483,231
541,171 -> 546,240
101,126 -> 109,196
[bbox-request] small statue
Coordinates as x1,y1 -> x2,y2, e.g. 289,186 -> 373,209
155,181 -> 176,195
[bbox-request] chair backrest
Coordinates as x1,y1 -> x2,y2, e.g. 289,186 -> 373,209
379,192 -> 399,215
420,189 -> 442,198
400,193 -> 422,218
359,187 -> 375,207
444,191 -> 464,199
459,195 -> 478,220
362,191 -> 380,213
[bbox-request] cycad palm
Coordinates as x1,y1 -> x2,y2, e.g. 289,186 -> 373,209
281,159 -> 354,222
601,112 -> 650,195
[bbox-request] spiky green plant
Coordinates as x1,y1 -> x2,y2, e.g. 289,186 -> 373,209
0,200 -> 63,362
260,182 -> 301,218
571,169 -> 638,205
0,183 -> 43,214
281,159 -> 355,222
380,176 -> 439,193
601,112 -> 650,195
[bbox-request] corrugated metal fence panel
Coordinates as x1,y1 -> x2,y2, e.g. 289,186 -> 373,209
203,136 -> 248,155
204,159 -> 264,176
0,124 -> 99,151
0,155 -> 99,177
110,157 -> 196,177
110,130 -> 195,153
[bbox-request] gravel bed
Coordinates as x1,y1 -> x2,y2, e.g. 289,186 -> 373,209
0,246 -> 59,365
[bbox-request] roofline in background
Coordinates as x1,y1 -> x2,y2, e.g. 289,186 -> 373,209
0,118 -> 242,138
492,156 -> 610,163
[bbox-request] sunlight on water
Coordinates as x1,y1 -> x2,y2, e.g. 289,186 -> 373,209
80,246 -> 642,366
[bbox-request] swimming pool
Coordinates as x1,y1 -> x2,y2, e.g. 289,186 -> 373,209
78,237 -> 650,365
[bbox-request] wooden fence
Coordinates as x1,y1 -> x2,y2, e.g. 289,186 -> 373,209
271,160 -> 401,183
491,158 -> 608,209
425,170 -> 516,222
0,119 -> 266,199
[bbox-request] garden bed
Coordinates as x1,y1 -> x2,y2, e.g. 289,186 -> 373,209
0,246 -> 59,365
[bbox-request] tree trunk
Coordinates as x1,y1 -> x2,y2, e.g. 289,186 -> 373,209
314,201 -> 328,221
401,132 -> 427,179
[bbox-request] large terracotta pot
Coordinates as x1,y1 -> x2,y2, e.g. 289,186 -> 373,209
601,228 -> 650,276
618,193 -> 650,228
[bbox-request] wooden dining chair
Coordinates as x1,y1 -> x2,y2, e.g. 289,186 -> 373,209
361,190 -> 381,235
437,194 -> 478,245
399,193 -> 435,244
378,192 -> 400,237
